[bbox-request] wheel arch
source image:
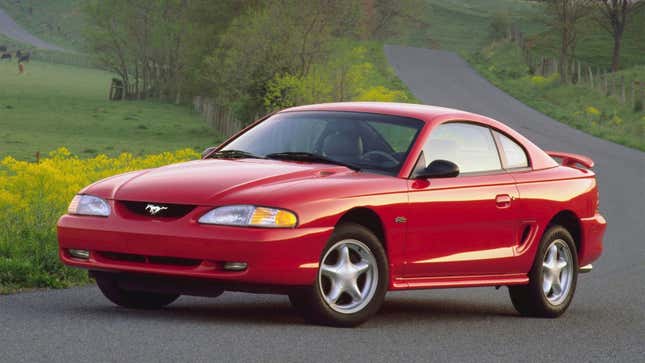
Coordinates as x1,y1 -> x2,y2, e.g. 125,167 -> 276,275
336,207 -> 386,250
547,210 -> 582,258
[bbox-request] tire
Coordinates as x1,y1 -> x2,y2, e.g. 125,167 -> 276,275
95,274 -> 180,309
290,223 -> 388,327
509,225 -> 578,317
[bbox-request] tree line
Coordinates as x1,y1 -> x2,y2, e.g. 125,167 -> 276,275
541,0 -> 643,82
84,0 -> 425,120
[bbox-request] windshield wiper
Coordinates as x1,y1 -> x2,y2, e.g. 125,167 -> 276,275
208,149 -> 265,159
266,152 -> 361,171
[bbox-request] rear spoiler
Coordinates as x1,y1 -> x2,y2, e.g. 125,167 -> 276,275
546,151 -> 594,169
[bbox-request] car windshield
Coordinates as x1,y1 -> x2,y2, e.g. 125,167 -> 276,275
221,111 -> 424,176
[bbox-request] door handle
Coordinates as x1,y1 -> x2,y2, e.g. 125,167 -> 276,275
495,194 -> 512,208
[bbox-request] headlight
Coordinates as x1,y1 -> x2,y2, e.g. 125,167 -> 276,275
68,195 -> 111,217
198,205 -> 297,228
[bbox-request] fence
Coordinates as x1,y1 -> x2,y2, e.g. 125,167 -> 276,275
192,96 -> 244,138
31,50 -> 94,68
508,24 -> 645,110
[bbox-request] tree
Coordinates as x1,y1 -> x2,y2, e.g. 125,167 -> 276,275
592,0 -> 645,71
359,0 -> 429,40
204,0 -> 358,120
84,0 -> 253,101
545,0 -> 593,83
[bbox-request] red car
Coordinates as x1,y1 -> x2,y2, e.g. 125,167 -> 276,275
58,102 -> 606,326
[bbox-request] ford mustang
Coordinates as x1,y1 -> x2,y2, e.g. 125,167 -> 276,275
58,102 -> 606,326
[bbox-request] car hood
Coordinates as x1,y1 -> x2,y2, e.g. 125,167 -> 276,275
85,158 -> 353,205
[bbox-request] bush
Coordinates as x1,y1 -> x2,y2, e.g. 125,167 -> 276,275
529,74 -> 559,89
355,86 -> 410,102
0,148 -> 199,293
489,12 -> 511,41
635,99 -> 643,113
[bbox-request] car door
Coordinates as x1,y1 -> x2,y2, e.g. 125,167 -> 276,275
404,122 -> 521,277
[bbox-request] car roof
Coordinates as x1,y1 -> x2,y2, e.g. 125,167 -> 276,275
282,102 -> 471,124
281,102 -> 558,171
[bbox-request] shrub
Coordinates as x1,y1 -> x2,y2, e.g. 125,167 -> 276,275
489,12 -> 511,41
529,73 -> 559,88
635,99 -> 643,113
354,86 -> 409,102
0,148 -> 199,292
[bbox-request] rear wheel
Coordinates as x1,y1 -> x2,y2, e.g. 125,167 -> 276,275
95,274 -> 180,309
509,225 -> 578,317
290,223 -> 388,327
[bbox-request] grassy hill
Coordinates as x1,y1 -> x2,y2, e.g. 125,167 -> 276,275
0,0 -> 85,50
399,0 -> 545,54
0,61 -> 222,161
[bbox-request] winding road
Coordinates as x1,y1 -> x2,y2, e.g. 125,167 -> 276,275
1,46 -> 644,362
0,7 -> 65,51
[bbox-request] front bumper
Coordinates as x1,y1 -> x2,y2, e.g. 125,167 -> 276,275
57,213 -> 333,286
578,212 -> 606,267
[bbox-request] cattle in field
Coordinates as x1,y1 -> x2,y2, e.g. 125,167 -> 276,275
1,53 -> 12,60
18,53 -> 30,63
15,50 -> 21,58
0,45 -> 6,52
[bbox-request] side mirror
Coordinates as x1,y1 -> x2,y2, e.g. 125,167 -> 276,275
415,159 -> 459,179
201,146 -> 217,159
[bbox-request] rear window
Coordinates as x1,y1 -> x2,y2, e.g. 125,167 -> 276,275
494,131 -> 529,169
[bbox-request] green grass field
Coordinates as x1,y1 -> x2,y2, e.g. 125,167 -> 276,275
0,61 -> 222,161
398,0 -> 545,54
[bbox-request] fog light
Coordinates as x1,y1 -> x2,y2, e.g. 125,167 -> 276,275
223,262 -> 247,271
68,249 -> 90,260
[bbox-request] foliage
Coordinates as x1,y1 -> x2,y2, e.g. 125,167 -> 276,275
478,41 -> 530,79
203,0 -> 359,120
83,0 -> 250,102
0,148 -> 199,293
591,0 -> 645,71
489,12 -> 512,41
527,4 -> 645,70
635,99 -> 643,113
470,40 -> 645,151
355,86 -> 410,103
0,61 -> 221,161
263,43 -> 413,111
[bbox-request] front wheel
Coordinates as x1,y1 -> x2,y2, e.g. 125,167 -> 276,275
290,223 -> 388,327
95,274 -> 180,309
509,225 -> 578,317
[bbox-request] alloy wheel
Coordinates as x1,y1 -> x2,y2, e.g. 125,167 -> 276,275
318,239 -> 378,314
542,239 -> 574,305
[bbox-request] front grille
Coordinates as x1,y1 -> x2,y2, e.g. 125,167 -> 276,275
120,201 -> 195,218
97,251 -> 201,267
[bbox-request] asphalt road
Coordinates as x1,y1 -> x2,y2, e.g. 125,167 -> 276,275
0,8 -> 65,51
1,46 -> 644,362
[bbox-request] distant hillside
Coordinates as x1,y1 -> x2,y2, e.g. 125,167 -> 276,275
400,0 -> 645,69
0,0 -> 85,51
397,0 -> 546,54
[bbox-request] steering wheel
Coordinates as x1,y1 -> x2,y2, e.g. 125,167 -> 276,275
361,150 -> 399,165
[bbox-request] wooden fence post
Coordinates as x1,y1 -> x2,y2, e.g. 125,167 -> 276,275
621,76 -> 626,103
588,66 -> 594,88
603,72 -> 608,95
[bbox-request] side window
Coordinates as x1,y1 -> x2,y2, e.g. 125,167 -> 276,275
494,131 -> 529,169
423,122 -> 502,174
